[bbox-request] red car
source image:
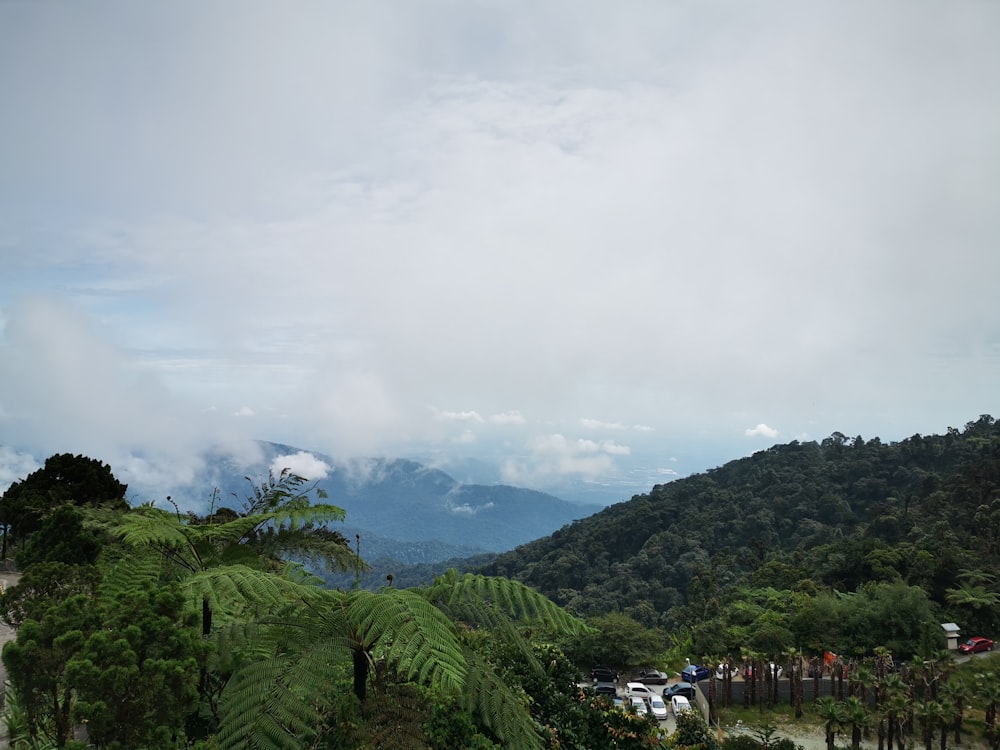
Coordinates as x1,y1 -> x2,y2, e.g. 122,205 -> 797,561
960,637 -> 994,654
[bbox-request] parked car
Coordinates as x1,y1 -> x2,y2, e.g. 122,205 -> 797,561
671,694 -> 693,716
629,695 -> 649,716
664,682 -> 697,700
612,695 -> 625,710
648,693 -> 669,721
636,667 -> 670,684
716,662 -> 739,680
625,681 -> 654,700
593,681 -> 618,698
743,662 -> 783,680
680,664 -> 711,683
592,665 -> 619,682
960,637 -> 994,654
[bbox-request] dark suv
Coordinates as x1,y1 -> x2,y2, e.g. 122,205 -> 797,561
591,665 -> 619,683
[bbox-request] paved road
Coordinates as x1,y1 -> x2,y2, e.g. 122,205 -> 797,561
0,572 -> 21,750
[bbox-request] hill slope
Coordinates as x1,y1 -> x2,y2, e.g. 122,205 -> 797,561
476,415 -> 1000,629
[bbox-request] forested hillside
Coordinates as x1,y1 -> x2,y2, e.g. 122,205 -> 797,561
477,415 -> 1000,658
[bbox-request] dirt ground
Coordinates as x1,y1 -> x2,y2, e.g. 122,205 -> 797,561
741,720 -> 991,750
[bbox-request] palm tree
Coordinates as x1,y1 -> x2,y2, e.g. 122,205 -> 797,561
976,678 -> 1000,750
787,647 -> 804,719
213,569 -> 589,750
938,678 -> 966,745
816,697 -> 845,750
914,699 -> 945,750
881,675 -> 910,750
853,664 -> 876,704
842,695 -> 870,750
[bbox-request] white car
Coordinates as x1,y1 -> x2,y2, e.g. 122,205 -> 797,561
743,662 -> 783,680
629,695 -> 649,716
716,662 -> 739,680
626,681 -> 654,700
671,694 -> 693,716
648,693 -> 669,720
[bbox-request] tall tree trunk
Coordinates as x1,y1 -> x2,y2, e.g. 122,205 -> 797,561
353,647 -> 369,703
55,685 -> 73,748
202,597 -> 212,637
794,664 -> 804,718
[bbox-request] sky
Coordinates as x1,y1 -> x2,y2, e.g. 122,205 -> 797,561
1,1 -> 999,506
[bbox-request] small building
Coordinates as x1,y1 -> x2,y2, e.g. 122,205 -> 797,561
942,623 -> 961,650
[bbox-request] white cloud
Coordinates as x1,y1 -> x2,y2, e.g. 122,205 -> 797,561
234,406 -> 255,417
600,440 -> 631,456
0,446 -> 40,494
489,410 -> 526,425
745,424 -> 780,439
453,429 -> 478,444
270,451 -> 331,481
500,433 -> 627,485
580,418 -> 627,431
0,1 -> 998,500
450,501 -> 494,516
432,408 -> 485,423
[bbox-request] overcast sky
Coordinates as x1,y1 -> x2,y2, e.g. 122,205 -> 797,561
1,1 -> 998,504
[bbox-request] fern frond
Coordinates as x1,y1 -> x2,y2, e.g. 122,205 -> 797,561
214,652 -> 324,750
96,543 -> 164,599
183,565 -> 325,625
265,503 -> 347,529
113,505 -> 192,548
362,682 -> 431,749
215,595 -> 360,750
426,569 -> 587,635
344,589 -> 467,696
461,649 -> 545,750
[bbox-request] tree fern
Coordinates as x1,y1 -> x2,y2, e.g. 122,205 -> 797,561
425,569 -> 587,635
213,571 -> 583,750
214,652 -> 328,750
460,648 -> 546,750
343,588 -> 467,699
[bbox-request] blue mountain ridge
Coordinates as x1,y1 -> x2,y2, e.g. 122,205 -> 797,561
156,440 -> 602,564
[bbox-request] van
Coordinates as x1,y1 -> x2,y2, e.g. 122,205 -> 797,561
626,681 -> 654,699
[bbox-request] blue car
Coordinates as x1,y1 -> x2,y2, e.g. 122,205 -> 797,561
680,664 -> 711,683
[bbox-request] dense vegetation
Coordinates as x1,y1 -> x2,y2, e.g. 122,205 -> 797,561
477,415 -> 1000,661
3,414 -> 1000,749
0,455 -> 666,749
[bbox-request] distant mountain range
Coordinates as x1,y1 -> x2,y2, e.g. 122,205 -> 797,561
147,441 -> 602,567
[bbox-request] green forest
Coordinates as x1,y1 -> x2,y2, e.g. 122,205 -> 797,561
2,414 -> 1000,749
478,415 -> 1000,661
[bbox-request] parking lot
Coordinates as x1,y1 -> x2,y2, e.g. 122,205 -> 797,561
586,678 -> 709,734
